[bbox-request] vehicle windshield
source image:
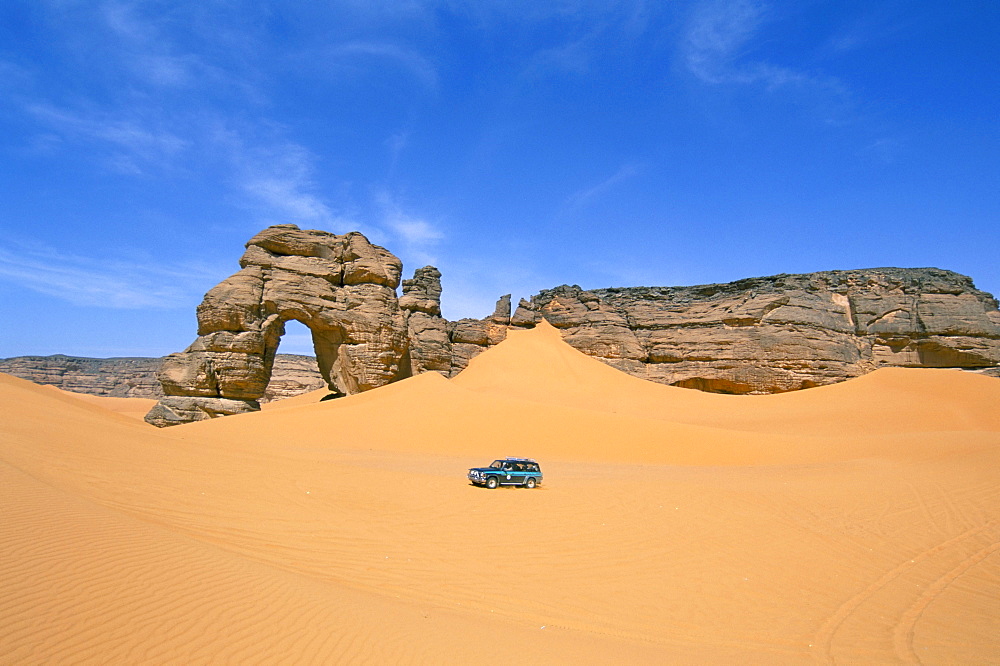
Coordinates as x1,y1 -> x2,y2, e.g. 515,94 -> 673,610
489,461 -> 503,469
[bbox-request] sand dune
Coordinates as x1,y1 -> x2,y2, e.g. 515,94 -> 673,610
454,322 -> 1000,436
2,324 -> 998,663
42,385 -> 158,421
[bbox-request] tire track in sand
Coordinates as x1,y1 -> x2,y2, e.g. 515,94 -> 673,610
891,539 -> 1000,664
811,520 -> 998,665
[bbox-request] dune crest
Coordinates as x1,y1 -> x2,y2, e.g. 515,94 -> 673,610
455,321 -> 1000,438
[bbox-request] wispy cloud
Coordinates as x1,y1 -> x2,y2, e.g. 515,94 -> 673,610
377,192 -> 444,266
683,0 -> 769,85
26,97 -> 342,227
561,163 -> 641,214
524,34 -> 597,78
446,0 -> 650,28
136,53 -> 202,88
333,41 -> 439,89
26,103 -> 189,174
0,58 -> 34,90
0,244 -> 221,309
98,0 -> 220,90
100,0 -> 152,42
224,135 -> 339,227
861,137 -> 903,165
385,130 -> 410,178
682,0 -> 848,100
499,1 -> 658,81
16,3 -> 392,234
388,215 -> 443,245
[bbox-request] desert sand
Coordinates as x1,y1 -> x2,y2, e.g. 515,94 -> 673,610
2,322 -> 998,664
41,385 -> 158,421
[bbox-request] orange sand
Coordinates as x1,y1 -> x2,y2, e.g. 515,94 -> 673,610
42,385 -> 158,421
2,322 -> 998,663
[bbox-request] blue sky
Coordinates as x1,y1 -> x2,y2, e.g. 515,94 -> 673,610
1,0 -> 998,358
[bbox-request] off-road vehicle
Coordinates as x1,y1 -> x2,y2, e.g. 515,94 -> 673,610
467,458 -> 543,489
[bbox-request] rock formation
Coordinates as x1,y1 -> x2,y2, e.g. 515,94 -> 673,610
508,268 -> 1000,393
380,264 -> 512,377
446,294 -> 512,375
145,225 -> 408,426
145,224 -> 1000,426
0,356 -> 164,398
399,266 -> 452,376
0,354 -> 325,402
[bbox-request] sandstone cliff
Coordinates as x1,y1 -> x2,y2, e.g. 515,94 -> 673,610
505,268 -> 1000,394
403,266 -> 1000,393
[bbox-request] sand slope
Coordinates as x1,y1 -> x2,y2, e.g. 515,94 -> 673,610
453,322 -> 1000,437
41,385 -> 158,420
2,325 -> 998,664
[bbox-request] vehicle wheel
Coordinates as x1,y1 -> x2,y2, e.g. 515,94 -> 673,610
525,477 -> 537,489
486,476 -> 498,489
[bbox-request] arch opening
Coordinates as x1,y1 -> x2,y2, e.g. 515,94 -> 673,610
259,319 -> 330,404
265,317 -> 350,401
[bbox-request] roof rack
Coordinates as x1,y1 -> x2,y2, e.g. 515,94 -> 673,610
504,457 -> 536,462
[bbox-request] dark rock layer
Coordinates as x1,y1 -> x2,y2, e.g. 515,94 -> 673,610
0,354 -> 325,402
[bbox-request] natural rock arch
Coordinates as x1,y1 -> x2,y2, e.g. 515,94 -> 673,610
145,225 -> 409,426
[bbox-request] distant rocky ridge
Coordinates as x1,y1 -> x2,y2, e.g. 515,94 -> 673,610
31,224 -> 993,426
0,354 -> 325,403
